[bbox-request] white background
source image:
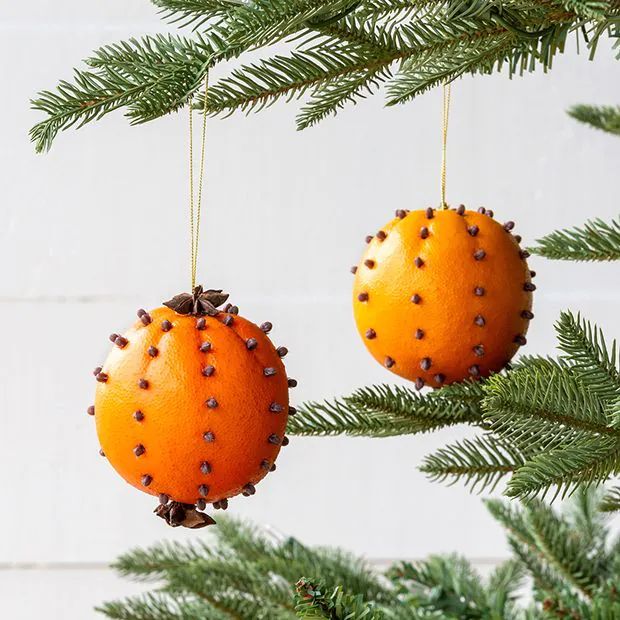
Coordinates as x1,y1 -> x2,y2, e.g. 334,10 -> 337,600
1,1 -> 619,617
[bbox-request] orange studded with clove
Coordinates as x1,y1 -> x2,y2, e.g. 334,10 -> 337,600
91,288 -> 295,524
352,207 -> 534,388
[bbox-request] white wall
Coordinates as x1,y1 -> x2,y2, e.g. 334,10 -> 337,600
1,1 -> 619,617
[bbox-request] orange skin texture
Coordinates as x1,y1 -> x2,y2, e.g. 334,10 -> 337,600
95,307 -> 289,505
353,209 -> 534,387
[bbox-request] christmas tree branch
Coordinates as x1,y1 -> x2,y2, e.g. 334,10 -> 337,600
287,382 -> 484,437
32,0 -> 620,150
294,579 -> 381,619
568,103 -> 620,135
529,216 -> 620,262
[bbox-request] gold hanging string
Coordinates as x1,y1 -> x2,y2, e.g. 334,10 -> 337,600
189,72 -> 209,290
440,82 -> 451,210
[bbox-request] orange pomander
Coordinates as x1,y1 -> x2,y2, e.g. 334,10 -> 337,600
352,206 -> 535,389
89,287 -> 296,528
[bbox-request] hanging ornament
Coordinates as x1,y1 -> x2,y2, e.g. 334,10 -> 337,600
88,74 -> 296,527
351,85 -> 534,388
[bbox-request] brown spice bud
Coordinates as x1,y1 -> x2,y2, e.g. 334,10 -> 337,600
139,378 -> 149,389
282,436 -> 290,446
277,346 -> 288,358
420,357 -> 432,371
358,292 -> 369,302
133,444 -> 145,457
366,328 -> 376,339
473,249 -> 486,261
87,405 -> 95,416
434,373 -> 446,385
99,449 -> 105,457
473,344 -> 485,357
385,356 -> 395,368
457,204 -> 465,215
268,434 -> 281,445
260,322 -> 273,333
376,230 -> 387,241
288,378 -> 298,388
425,207 -> 434,219
199,484 -> 210,497
415,377 -> 425,390
202,365 -> 215,377
96,372 -> 108,383
230,306 -> 239,315
246,338 -> 258,350
468,365 -> 480,377
486,210 -> 494,218
196,498 -> 207,511
264,367 -> 277,377
140,313 -> 152,326
133,410 -> 144,422
261,459 -> 271,471
203,431 -> 215,442
270,402 -> 284,413
474,286 -> 485,296
415,328 -> 424,340
288,406 -> 297,416
159,494 -> 169,505
530,270 -> 536,278
364,259 -> 375,268
350,266 -> 358,274
196,318 -> 206,330
148,346 -> 158,357
109,333 -> 119,343
137,309 -> 146,318
514,334 -> 527,346
205,397 -> 218,409
411,293 -> 422,304
414,257 -> 425,268
477,207 -> 486,214
161,320 -> 173,332
474,315 -> 486,327
93,366 -> 102,376
467,225 -> 479,237
519,250 -> 530,259
141,474 -> 152,487
200,461 -> 212,475
521,310 -> 534,319
523,282 -> 536,292
223,315 -> 234,327
200,342 -> 212,352
514,234 -> 522,243
243,483 -> 256,496
396,209 -> 407,219
115,336 -> 128,348
420,227 -> 429,239
365,235 -> 373,243
504,221 -> 515,231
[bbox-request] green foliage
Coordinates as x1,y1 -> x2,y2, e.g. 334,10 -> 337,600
529,216 -> 620,262
32,0 -> 620,150
568,104 -> 620,135
99,492 -> 620,619
289,311 -> 620,501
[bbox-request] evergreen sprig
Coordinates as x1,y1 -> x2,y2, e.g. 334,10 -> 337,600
99,491 -> 620,619
529,216 -> 620,262
31,0 -> 620,150
568,104 -> 620,135
289,311 -> 620,501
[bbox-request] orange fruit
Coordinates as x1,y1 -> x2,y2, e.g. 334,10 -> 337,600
352,206 -> 534,388
90,287 -> 295,525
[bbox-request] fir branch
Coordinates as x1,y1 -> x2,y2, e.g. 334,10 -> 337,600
568,103 -> 620,135
599,485 -> 620,512
294,579 -> 382,619
529,216 -> 620,262
419,434 -> 529,493
505,434 -> 620,500
97,593 -> 219,620
525,501 -> 604,598
555,311 -> 620,404
287,382 -> 484,437
30,34 -> 213,152
151,0 -> 242,28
